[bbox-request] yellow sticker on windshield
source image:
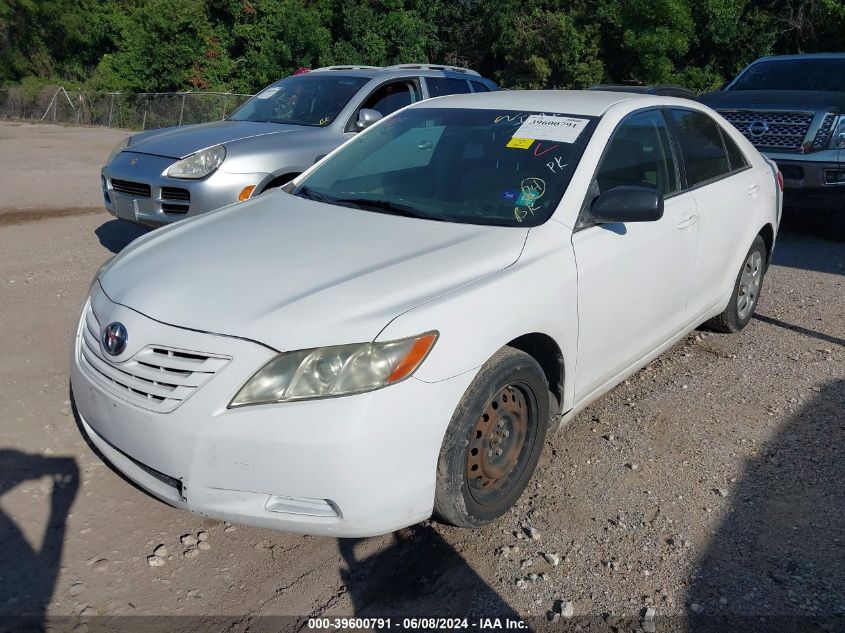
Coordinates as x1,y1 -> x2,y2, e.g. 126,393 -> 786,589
507,137 -> 534,149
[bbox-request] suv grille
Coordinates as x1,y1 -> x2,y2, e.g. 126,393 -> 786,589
111,179 -> 152,198
160,186 -> 191,215
718,110 -> 813,152
79,303 -> 230,413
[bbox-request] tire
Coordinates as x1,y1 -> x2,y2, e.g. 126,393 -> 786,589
433,346 -> 549,529
706,235 -> 767,333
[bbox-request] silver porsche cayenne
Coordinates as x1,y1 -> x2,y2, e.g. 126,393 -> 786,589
101,64 -> 497,227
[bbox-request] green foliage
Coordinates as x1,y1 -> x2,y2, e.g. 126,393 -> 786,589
2,0 -> 844,93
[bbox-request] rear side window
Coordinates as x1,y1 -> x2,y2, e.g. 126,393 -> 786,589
426,77 -> 471,97
721,128 -> 749,171
669,109 -> 731,186
470,80 -> 491,93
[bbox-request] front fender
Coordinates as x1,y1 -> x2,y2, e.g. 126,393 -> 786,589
376,220 -> 579,412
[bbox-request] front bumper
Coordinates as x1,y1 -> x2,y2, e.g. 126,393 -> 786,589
764,150 -> 844,211
70,286 -> 473,537
101,151 -> 267,227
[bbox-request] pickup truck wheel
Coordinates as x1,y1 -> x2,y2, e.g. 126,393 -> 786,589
433,346 -> 548,529
706,235 -> 766,333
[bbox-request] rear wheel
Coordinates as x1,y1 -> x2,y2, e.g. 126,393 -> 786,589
433,347 -> 548,528
706,235 -> 767,333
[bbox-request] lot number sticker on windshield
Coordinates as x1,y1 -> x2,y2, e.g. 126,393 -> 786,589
256,87 -> 280,99
513,115 -> 588,144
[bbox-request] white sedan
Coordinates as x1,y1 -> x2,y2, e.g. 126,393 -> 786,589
71,90 -> 781,536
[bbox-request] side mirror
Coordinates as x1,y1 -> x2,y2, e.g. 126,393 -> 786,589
355,108 -> 383,131
590,186 -> 664,224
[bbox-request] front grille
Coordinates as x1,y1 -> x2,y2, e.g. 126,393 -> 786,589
160,187 -> 190,215
812,113 -> 838,150
719,110 -> 813,152
111,179 -> 151,198
78,303 -> 230,413
161,187 -> 190,201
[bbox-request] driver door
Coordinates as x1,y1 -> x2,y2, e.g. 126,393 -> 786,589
572,109 -> 699,401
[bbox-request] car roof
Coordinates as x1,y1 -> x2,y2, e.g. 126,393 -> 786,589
405,89 -> 645,116
309,64 -> 486,80
589,84 -> 696,98
748,52 -> 845,63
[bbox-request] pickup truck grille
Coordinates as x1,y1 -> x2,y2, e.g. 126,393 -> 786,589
718,110 -> 813,152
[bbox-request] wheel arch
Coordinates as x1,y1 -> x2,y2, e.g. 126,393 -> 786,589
758,222 -> 775,269
258,171 -> 301,194
507,332 -> 564,412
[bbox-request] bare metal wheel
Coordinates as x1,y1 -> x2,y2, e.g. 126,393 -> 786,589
434,347 -> 548,529
706,234 -> 767,333
737,250 -> 763,320
466,384 -> 535,505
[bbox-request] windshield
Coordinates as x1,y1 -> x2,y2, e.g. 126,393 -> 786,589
292,107 -> 597,227
730,59 -> 845,92
228,74 -> 369,126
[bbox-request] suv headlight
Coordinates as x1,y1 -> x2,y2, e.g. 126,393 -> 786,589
230,332 -> 438,407
106,137 -> 131,165
167,145 -> 226,179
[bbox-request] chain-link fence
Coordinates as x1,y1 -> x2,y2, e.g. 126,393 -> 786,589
0,85 -> 253,130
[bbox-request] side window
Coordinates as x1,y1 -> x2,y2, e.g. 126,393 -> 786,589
362,81 -> 419,117
594,110 -> 681,197
426,77 -> 471,97
720,127 -> 749,171
470,80 -> 490,93
669,109 -> 731,186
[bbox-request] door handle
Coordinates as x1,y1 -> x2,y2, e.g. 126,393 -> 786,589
677,215 -> 697,229
747,184 -> 760,197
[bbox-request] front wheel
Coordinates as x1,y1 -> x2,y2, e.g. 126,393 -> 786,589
433,346 -> 548,529
706,235 -> 767,333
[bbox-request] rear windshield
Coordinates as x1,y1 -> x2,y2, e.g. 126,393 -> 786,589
731,59 -> 845,92
293,108 -> 598,227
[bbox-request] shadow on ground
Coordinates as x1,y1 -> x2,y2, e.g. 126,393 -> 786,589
340,524 -> 519,618
95,219 -> 148,254
687,380 -> 845,633
774,211 -> 845,276
0,449 -> 79,619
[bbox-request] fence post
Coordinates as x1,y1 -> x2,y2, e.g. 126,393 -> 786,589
178,93 -> 186,126
108,93 -> 115,128
221,97 -> 227,120
142,96 -> 148,130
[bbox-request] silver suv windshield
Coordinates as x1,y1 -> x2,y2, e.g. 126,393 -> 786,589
292,107 -> 597,227
731,59 -> 845,92
228,74 -> 369,127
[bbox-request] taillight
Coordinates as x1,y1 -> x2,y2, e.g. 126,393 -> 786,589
776,170 -> 784,192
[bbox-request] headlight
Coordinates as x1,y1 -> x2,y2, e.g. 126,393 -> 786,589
106,137 -> 131,165
167,145 -> 226,179
230,332 -> 438,407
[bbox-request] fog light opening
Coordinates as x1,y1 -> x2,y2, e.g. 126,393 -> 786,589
823,169 -> 845,185
239,185 -> 257,201
264,494 -> 340,518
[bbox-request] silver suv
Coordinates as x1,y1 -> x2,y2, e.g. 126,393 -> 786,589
101,65 -> 498,227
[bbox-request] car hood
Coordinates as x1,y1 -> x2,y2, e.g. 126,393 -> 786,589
700,90 -> 845,111
127,120 -> 306,159
99,194 -> 528,352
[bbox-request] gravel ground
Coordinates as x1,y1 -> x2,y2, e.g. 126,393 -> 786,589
0,123 -> 842,632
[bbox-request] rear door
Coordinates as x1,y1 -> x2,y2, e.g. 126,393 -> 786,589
572,109 -> 698,400
667,108 -> 762,319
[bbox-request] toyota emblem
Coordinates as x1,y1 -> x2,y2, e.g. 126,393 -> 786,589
102,322 -> 128,356
747,120 -> 769,137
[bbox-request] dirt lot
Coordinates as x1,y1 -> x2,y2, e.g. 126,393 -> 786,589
0,122 -> 843,632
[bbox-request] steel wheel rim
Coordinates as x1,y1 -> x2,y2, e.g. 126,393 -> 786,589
737,250 -> 763,320
465,383 -> 536,506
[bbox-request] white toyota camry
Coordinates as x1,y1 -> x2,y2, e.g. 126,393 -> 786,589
71,90 -> 781,537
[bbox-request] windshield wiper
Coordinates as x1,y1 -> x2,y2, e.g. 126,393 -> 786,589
293,186 -> 335,203
332,197 -> 432,219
